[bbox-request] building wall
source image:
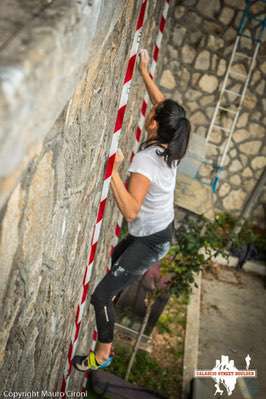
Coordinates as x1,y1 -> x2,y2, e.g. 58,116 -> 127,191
0,0 -> 265,392
157,0 -> 265,224
0,0 -> 166,390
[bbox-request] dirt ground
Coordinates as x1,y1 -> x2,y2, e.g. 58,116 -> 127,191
150,295 -> 187,398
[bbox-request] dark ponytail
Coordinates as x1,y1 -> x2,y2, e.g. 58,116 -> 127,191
141,99 -> 191,168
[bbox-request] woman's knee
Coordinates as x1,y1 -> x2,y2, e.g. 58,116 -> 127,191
91,282 -> 112,306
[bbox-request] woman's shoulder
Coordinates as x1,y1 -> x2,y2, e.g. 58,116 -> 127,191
137,144 -> 178,171
138,144 -> 163,157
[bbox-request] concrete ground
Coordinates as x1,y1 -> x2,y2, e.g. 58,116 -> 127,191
197,265 -> 266,399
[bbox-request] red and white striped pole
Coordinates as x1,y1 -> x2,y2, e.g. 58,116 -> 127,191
80,1 -> 171,392
109,0 -> 171,261
60,0 -> 148,393
80,1 -> 170,392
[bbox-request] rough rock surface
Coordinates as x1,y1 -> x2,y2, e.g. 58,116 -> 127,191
0,0 -> 165,391
0,0 -> 265,392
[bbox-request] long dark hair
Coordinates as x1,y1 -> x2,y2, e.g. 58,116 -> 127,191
140,99 -> 191,168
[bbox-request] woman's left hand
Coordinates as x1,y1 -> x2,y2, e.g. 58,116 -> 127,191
113,148 -> 124,171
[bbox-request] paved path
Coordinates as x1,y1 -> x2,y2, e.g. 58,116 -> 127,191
197,265 -> 266,399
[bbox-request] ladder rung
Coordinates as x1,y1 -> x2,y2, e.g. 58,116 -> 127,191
218,106 -> 237,115
235,52 -> 252,59
239,33 -> 253,40
224,89 -> 242,97
213,124 -> 231,133
229,70 -> 247,78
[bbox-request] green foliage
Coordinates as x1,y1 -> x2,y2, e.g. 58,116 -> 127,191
160,212 -> 263,298
157,294 -> 187,333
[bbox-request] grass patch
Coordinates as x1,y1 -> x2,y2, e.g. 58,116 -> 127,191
108,344 -> 181,397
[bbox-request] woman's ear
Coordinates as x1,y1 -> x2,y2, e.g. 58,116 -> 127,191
151,118 -> 158,131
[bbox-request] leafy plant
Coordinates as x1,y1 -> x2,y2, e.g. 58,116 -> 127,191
159,212 -> 264,297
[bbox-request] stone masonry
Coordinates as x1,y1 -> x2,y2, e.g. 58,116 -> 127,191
0,0 -> 265,393
0,0 -> 167,391
156,0 -> 266,223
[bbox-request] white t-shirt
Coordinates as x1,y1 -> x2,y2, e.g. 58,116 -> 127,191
128,144 -> 177,237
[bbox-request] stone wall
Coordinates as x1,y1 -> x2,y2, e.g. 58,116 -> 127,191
157,0 -> 266,224
0,0 -> 167,391
0,0 -> 265,392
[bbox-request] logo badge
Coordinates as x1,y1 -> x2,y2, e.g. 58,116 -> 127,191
194,354 -> 257,396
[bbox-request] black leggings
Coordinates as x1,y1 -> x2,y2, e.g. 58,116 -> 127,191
90,221 -> 173,343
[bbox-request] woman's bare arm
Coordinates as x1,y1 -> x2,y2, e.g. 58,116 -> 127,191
139,49 -> 165,105
111,171 -> 150,222
110,149 -> 150,222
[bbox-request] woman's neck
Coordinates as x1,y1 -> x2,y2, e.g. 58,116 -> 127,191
148,139 -> 168,149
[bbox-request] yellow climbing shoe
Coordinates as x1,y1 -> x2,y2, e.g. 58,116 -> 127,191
72,351 -> 113,372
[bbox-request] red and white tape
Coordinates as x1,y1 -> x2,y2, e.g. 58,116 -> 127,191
110,0 -> 170,259
81,0 -> 170,391
60,0 -> 148,393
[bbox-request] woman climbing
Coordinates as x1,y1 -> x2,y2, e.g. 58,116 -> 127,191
72,49 -> 191,371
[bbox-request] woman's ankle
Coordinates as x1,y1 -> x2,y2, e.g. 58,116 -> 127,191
95,342 -> 113,363
95,352 -> 110,364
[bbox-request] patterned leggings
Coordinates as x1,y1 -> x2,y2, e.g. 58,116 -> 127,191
90,221 -> 173,343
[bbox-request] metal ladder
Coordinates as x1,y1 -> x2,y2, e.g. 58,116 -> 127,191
200,0 -> 266,192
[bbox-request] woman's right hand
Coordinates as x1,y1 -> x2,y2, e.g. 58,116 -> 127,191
139,49 -> 150,74
113,148 -> 124,172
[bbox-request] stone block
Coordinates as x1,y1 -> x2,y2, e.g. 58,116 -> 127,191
222,189 -> 246,211
195,50 -> 210,70
229,175 -> 241,185
248,123 -> 264,139
174,175 -> 214,218
229,159 -> 242,172
190,111 -> 208,125
219,7 -> 235,25
207,35 -> 224,51
174,6 -> 186,20
199,74 -> 219,93
239,141 -> 262,155
172,26 -> 187,47
185,89 -> 202,101
199,95 -> 215,107
236,113 -> 248,128
181,45 -> 196,64
197,0 -> 221,19
242,167 -> 253,178
160,69 -> 176,90
251,156 -> 266,170
233,129 -> 249,143
243,92 -> 257,110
